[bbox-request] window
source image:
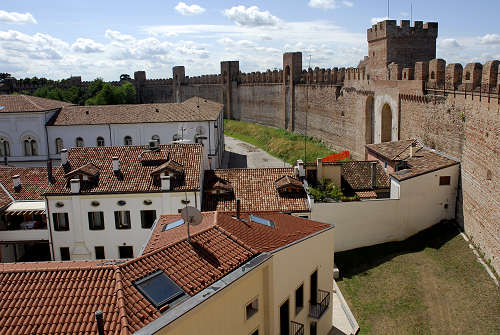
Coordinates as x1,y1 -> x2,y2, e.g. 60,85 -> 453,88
88,212 -> 105,230
246,298 -> 258,320
172,134 -> 181,141
152,135 -> 160,144
295,284 -> 304,314
95,246 -> 105,259
310,322 -> 317,335
119,245 -> 133,259
140,210 -> 157,229
76,137 -> 84,147
114,211 -> 131,229
134,270 -> 185,309
53,212 -> 69,231
439,176 -> 451,186
23,137 -> 38,156
96,137 -> 105,146
486,169 -> 492,181
124,136 -> 133,145
465,71 -> 471,81
431,71 -> 435,80
0,138 -> 10,157
55,138 -> 64,153
60,247 -> 70,261
250,330 -> 259,335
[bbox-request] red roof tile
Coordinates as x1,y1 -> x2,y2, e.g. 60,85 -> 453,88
0,167 -> 52,204
45,144 -> 202,195
203,169 -> 309,213
50,97 -> 222,126
341,161 -> 390,190
0,94 -> 72,113
0,225 -> 256,335
145,211 -> 331,254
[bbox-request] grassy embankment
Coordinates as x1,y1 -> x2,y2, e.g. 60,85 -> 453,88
224,119 -> 333,165
336,221 -> 500,335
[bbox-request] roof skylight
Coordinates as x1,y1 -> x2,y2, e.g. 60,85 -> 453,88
162,218 -> 184,231
134,270 -> 185,310
249,215 -> 275,228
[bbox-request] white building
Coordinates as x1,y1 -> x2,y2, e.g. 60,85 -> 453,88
0,95 -> 72,167
0,95 -> 224,169
44,143 -> 207,261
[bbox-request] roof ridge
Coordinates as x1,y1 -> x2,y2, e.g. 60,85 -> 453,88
0,179 -> 15,203
24,95 -> 43,110
113,268 -> 131,335
211,167 -> 293,172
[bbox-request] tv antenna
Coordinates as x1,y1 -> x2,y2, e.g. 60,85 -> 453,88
181,206 -> 202,243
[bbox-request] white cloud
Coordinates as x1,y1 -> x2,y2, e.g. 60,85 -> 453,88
371,17 -> 389,25
71,38 -> 104,53
308,0 -> 337,9
0,10 -> 37,25
0,30 -> 68,60
343,1 -> 354,7
223,6 -> 280,27
438,38 -> 461,49
174,2 -> 205,16
104,29 -> 135,42
479,34 -> 500,45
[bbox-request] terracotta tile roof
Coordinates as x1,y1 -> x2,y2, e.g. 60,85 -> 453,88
275,175 -> 303,190
145,211 -> 331,254
355,191 -> 378,199
150,159 -> 184,176
64,162 -> 100,178
202,169 -> 309,213
44,144 -> 203,195
50,97 -> 223,126
0,225 -> 256,335
0,94 -> 72,113
341,161 -> 390,190
366,140 -> 459,181
0,187 -> 11,209
0,167 -> 52,204
366,139 -> 417,161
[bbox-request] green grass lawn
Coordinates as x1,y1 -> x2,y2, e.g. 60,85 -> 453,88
336,221 -> 500,335
224,119 -> 333,165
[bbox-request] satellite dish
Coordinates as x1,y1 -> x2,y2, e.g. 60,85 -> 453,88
181,206 -> 202,243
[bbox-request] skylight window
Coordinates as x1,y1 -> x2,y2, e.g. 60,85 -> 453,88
0,106 -> 5,111
249,215 -> 275,228
162,218 -> 184,231
134,270 -> 185,310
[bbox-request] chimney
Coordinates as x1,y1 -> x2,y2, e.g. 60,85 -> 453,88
236,198 -> 241,220
12,174 -> 21,190
112,157 -> 120,172
60,149 -> 68,165
410,141 -> 417,158
70,178 -> 80,194
316,158 -> 323,183
296,159 -> 305,178
161,175 -> 171,191
47,160 -> 53,183
95,310 -> 105,335
371,162 -> 377,189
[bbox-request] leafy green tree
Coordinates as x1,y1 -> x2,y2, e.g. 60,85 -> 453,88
121,81 -> 136,104
307,178 -> 343,202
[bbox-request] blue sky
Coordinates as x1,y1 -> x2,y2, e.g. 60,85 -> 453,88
1,1 -> 499,80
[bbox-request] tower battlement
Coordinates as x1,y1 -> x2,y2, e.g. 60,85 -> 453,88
367,20 -> 438,42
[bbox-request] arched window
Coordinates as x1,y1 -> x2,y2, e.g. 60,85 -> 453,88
430,71 -> 435,80
124,136 -> 133,146
0,137 -> 10,157
55,138 -> 64,154
465,72 -> 471,81
76,137 -> 84,147
23,136 -> 38,156
151,135 -> 160,144
96,137 -> 105,146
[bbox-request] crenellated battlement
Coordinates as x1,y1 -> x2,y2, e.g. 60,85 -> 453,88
367,20 -> 438,42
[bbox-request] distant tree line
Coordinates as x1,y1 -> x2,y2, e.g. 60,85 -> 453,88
32,78 -> 136,105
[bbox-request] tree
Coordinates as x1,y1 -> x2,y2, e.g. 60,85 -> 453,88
307,178 -> 343,202
0,73 -> 11,80
120,74 -> 131,81
121,82 -> 136,104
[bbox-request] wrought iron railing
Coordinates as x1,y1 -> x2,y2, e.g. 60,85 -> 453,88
309,289 -> 330,319
290,321 -> 304,335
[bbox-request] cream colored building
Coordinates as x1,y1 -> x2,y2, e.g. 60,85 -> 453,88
137,212 -> 335,335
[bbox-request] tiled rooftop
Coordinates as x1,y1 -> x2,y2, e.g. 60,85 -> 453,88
44,144 -> 203,195
50,97 -> 223,126
366,140 -> 459,181
0,225 -> 256,335
341,161 -> 390,190
145,211 -> 331,254
0,167 -> 53,207
0,94 -> 72,113
202,168 -> 309,213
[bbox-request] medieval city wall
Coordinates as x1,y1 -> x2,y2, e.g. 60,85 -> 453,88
234,84 -> 283,127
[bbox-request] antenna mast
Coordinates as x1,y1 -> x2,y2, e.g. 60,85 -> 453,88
387,0 -> 390,18
304,54 -> 312,163
410,2 -> 413,22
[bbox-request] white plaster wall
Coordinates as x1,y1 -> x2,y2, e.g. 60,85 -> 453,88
47,191 -> 200,261
0,111 -> 54,164
311,165 -> 459,252
47,125 -> 111,157
373,95 -> 399,143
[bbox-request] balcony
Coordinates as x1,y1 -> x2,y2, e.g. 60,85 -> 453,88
309,289 -> 330,319
290,321 -> 304,335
